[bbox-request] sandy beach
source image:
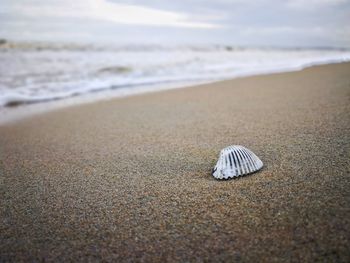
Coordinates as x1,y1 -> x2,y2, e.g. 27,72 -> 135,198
1,62 -> 350,262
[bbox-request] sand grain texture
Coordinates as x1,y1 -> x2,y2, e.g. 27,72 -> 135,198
1,63 -> 350,262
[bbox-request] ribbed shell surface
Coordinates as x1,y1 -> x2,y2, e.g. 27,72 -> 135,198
212,145 -> 263,179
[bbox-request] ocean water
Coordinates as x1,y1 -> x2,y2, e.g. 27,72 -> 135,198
1,42 -> 350,107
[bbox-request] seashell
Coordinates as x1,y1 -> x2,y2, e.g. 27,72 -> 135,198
212,145 -> 263,179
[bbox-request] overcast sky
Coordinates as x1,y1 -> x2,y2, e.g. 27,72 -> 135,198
1,0 -> 349,47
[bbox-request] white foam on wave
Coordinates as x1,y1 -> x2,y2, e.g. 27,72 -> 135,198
0,44 -> 350,123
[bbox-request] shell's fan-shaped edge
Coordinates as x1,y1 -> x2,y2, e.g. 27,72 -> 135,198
212,145 -> 263,180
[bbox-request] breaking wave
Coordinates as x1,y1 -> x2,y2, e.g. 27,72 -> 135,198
1,41 -> 350,107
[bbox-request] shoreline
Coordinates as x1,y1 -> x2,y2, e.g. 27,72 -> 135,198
1,60 -> 349,126
1,62 -> 350,261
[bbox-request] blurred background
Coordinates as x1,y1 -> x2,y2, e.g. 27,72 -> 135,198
1,0 -> 350,108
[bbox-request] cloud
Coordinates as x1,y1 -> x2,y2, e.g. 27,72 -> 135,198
88,0 -> 219,28
1,0 -> 219,29
286,0 -> 349,9
1,0 -> 349,47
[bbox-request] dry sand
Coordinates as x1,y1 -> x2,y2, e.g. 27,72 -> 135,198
1,62 -> 350,262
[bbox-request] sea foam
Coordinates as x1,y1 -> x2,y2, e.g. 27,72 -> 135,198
1,43 -> 350,108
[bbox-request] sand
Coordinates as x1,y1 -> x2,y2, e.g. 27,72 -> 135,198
1,62 -> 350,262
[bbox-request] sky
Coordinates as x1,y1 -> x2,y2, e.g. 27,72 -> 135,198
0,0 -> 349,47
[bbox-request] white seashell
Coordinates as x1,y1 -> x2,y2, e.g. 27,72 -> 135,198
212,145 -> 263,179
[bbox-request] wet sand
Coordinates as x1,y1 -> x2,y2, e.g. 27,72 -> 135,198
1,62 -> 350,262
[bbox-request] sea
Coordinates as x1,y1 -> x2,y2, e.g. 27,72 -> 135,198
1,41 -> 350,112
